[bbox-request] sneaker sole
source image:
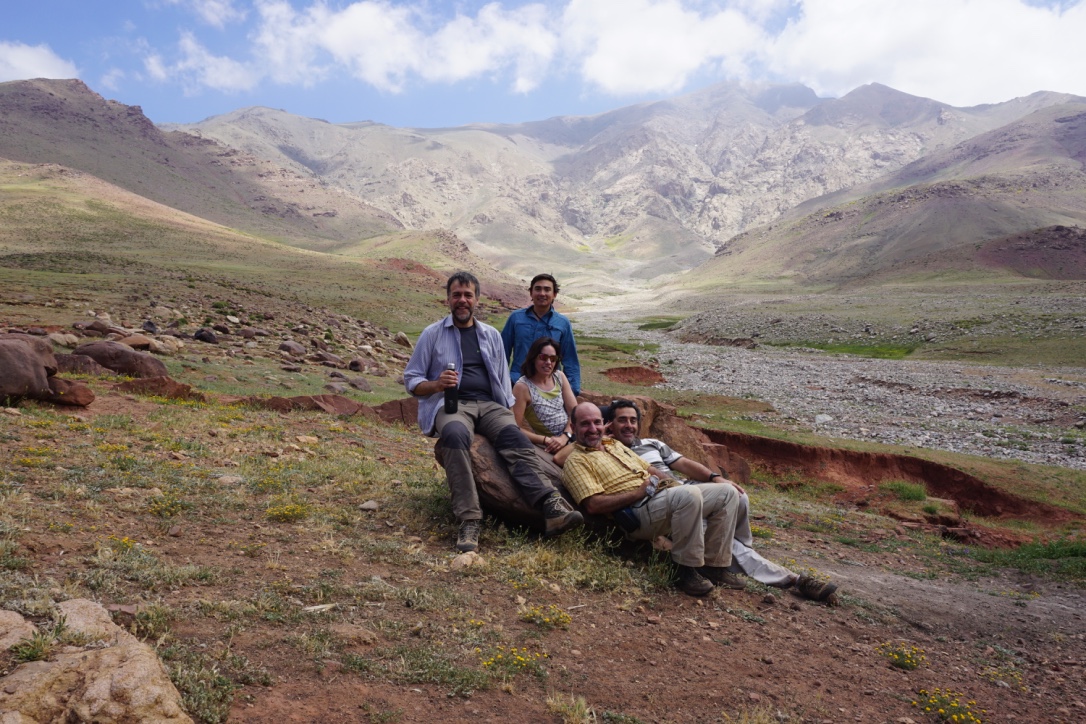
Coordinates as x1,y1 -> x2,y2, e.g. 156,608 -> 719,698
543,511 -> 584,537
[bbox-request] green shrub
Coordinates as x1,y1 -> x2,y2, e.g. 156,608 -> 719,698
880,480 -> 927,502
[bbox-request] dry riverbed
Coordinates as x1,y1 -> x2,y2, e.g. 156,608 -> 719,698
574,310 -> 1086,471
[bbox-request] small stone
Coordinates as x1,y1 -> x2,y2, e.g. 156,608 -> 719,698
359,500 -> 379,511
226,315 -> 240,324
107,604 -> 139,616
450,552 -> 485,570
296,435 -> 319,444
168,526 -> 182,537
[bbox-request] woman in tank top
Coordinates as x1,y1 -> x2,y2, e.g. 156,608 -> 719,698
512,336 -> 577,457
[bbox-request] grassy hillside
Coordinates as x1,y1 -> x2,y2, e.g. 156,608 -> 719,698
0,160 -> 460,333
0,79 -> 400,255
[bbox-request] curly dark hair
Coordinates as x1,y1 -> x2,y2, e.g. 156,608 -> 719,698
520,336 -> 561,379
602,399 -> 640,424
446,271 -> 480,295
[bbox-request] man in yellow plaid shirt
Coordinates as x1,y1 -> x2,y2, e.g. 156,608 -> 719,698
561,402 -> 742,596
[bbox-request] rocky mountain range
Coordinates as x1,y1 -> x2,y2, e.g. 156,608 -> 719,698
171,81 -> 1086,287
2,77 -> 1084,292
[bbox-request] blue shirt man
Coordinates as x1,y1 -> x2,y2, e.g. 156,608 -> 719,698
501,273 -> 581,396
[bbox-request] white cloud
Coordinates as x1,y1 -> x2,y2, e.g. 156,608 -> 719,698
175,31 -> 260,92
142,32 -> 259,92
426,3 -> 556,92
163,0 -> 247,28
252,1 -> 330,86
767,0 -> 1086,105
133,0 -> 1086,107
100,67 -> 126,91
249,0 -> 556,93
144,53 -> 170,82
313,2 -> 427,92
0,41 -> 79,82
562,0 -> 766,94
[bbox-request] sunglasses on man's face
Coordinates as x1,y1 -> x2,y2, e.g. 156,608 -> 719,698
537,353 -> 558,362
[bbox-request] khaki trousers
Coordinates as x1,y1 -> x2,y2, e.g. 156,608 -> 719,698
435,400 -> 555,521
631,483 -> 739,568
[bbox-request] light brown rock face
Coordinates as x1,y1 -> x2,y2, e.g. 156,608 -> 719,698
0,599 -> 193,724
0,611 -> 36,651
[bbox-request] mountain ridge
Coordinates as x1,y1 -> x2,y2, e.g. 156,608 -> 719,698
4,77 -> 1085,293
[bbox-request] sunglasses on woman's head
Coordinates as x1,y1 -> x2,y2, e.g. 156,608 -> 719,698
537,353 -> 558,362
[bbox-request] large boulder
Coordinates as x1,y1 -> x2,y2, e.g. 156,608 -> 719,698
435,436 -> 569,531
278,340 -> 306,356
55,353 -> 117,377
374,397 -> 418,426
72,341 -> 168,378
0,334 -> 56,400
0,599 -> 193,723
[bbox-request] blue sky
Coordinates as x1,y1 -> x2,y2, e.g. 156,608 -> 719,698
2,1 -> 1085,128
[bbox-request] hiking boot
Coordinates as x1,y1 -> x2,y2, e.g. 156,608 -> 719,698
542,492 -> 584,537
794,574 -> 838,602
675,565 -> 714,597
699,566 -> 746,590
456,520 -> 481,552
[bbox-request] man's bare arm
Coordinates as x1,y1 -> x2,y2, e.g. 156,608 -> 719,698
669,456 -> 745,495
582,480 -> 652,516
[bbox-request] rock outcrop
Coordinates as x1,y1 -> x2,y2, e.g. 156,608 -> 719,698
0,599 -> 193,723
73,341 -> 169,378
0,333 -> 56,400
0,333 -> 94,407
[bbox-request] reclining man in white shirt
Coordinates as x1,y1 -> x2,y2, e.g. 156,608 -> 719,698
603,399 -> 838,603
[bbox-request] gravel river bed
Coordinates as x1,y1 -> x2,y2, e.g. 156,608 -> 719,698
575,310 -> 1086,471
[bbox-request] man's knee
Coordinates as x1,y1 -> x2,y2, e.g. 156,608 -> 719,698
670,485 -> 703,507
494,424 -> 533,451
440,421 -> 472,450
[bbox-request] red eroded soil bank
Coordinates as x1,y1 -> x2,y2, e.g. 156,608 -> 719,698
698,427 -> 1078,525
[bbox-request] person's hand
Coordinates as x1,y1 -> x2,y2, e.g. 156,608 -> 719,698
543,435 -> 563,453
437,369 -> 458,390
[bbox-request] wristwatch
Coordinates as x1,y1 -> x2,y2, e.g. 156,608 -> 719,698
563,431 -> 574,444
709,473 -> 725,482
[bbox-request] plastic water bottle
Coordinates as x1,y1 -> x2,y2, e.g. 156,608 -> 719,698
443,362 -> 458,414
